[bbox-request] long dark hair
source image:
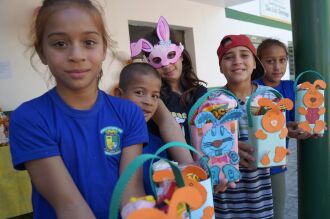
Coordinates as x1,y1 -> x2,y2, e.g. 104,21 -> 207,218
143,29 -> 206,108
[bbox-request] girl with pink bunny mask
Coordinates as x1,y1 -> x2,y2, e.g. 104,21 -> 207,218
131,16 -> 207,145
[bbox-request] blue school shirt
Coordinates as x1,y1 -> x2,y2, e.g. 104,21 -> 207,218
9,88 -> 149,219
142,133 -> 167,195
254,79 -> 295,175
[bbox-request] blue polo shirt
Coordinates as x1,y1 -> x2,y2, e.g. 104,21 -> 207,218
9,88 -> 148,219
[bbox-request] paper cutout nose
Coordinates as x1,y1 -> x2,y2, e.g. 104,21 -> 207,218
212,140 -> 222,147
271,120 -> 278,127
310,97 -> 317,103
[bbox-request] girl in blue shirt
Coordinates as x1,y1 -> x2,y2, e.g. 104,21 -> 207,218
9,1 -> 148,218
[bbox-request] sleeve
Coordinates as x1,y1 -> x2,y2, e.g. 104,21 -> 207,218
121,102 -> 149,149
9,105 -> 59,170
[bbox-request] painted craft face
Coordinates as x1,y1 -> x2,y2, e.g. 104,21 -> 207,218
130,16 -> 184,69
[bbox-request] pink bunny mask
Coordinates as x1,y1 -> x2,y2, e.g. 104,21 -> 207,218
130,16 -> 184,69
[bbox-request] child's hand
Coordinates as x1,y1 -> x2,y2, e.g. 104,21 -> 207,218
238,141 -> 257,170
287,121 -> 311,139
121,199 -> 155,219
287,121 -> 326,140
214,179 -> 237,193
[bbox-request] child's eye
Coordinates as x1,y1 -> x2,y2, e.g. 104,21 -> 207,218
279,58 -> 288,64
266,59 -> 275,64
152,57 -> 162,64
167,51 -> 176,59
223,55 -> 233,60
152,94 -> 160,99
84,39 -> 97,47
52,41 -> 67,48
135,90 -> 144,96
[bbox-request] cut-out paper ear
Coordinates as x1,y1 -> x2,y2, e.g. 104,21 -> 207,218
130,39 -> 153,57
218,109 -> 243,124
299,81 -> 313,90
313,79 -> 327,89
156,16 -> 170,42
195,112 -> 217,128
258,98 -> 274,108
278,98 -> 294,110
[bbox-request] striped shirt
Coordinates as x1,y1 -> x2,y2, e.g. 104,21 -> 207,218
214,85 -> 274,219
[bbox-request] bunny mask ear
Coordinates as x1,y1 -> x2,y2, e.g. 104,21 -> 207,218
157,16 -> 170,42
130,16 -> 184,69
130,39 -> 153,57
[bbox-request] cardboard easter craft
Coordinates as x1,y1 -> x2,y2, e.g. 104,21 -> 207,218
150,142 -> 215,219
294,70 -> 327,134
247,87 -> 293,168
188,88 -> 243,185
109,143 -> 215,219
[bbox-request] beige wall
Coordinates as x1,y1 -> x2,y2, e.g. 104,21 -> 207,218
0,0 -> 292,111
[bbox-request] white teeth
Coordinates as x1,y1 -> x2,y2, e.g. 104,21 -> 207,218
233,69 -> 244,73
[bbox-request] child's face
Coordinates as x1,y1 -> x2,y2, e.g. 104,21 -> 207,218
260,45 -> 288,84
38,7 -> 106,92
121,74 -> 161,121
156,56 -> 183,86
220,46 -> 256,84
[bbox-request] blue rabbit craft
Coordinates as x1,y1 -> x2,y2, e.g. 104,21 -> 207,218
195,109 -> 242,185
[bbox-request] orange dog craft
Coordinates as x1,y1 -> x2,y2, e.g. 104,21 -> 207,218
247,87 -> 293,168
296,79 -> 326,134
109,153 -> 214,219
139,165 -> 214,219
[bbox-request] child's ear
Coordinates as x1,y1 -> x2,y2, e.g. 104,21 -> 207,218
113,87 -> 124,97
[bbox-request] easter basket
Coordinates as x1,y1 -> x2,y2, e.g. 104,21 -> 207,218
294,70 -> 327,134
247,87 -> 293,168
188,88 -> 243,186
109,142 -> 215,219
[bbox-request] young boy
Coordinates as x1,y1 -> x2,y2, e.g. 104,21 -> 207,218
214,35 -> 275,219
114,62 -> 193,195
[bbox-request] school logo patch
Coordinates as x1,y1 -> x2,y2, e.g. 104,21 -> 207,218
101,126 -> 123,155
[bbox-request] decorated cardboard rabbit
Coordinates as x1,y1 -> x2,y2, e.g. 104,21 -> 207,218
295,70 -> 327,134
247,87 -> 293,168
188,88 -> 243,186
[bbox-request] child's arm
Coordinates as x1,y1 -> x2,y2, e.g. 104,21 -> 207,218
25,156 -> 96,219
120,144 -> 145,206
152,100 -> 193,164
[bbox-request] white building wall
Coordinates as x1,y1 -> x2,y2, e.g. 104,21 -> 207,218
0,0 -> 292,111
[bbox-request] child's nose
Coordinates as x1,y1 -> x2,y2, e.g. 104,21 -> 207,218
68,44 -> 86,62
233,56 -> 243,64
274,61 -> 280,69
143,96 -> 153,105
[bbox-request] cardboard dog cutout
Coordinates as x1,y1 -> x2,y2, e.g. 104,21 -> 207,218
295,71 -> 327,134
